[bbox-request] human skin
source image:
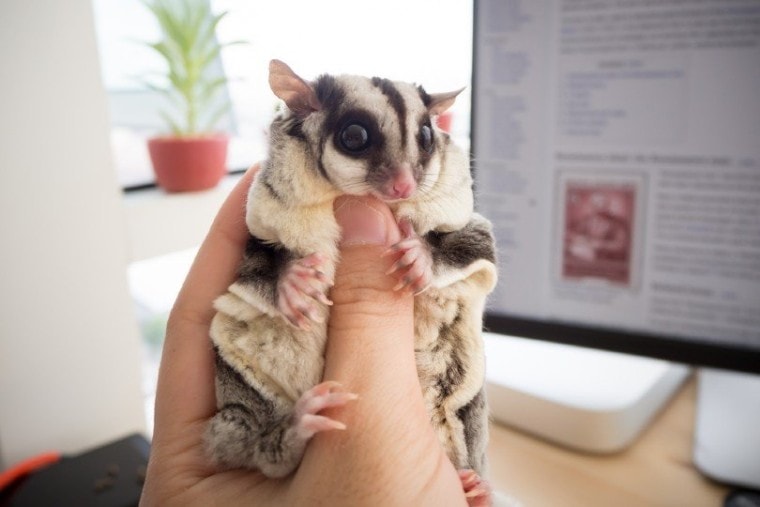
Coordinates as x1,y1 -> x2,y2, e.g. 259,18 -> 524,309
139,165 -> 467,506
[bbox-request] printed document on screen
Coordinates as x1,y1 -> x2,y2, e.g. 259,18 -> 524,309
474,0 -> 760,347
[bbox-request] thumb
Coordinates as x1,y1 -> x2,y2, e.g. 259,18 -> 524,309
331,196 -> 406,312
334,195 -> 401,248
300,199 -> 460,506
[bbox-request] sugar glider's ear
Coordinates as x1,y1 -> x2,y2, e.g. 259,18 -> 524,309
269,59 -> 321,117
426,87 -> 465,116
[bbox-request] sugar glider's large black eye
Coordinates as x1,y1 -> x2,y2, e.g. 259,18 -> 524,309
420,124 -> 434,154
339,123 -> 370,152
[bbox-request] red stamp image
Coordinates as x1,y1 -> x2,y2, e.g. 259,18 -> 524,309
562,183 -> 636,285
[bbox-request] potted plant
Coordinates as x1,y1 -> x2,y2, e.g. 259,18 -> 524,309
141,0 -> 241,192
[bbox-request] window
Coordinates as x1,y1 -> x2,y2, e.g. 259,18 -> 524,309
93,0 -> 473,188
93,0 -> 473,431
128,248 -> 197,433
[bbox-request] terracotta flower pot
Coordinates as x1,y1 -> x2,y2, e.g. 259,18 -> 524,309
147,134 -> 229,192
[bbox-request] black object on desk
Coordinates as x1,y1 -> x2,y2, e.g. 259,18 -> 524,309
5,433 -> 150,507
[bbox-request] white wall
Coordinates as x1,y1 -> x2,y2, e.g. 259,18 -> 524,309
0,0 -> 146,467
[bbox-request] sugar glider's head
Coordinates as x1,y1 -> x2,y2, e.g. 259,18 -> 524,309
269,59 -> 462,202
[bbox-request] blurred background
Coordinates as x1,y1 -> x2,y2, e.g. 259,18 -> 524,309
0,0 -> 473,467
93,0 -> 473,187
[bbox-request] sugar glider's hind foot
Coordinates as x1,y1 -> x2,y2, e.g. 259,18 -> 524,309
206,379 -> 356,478
206,404 -> 268,472
293,381 -> 358,439
459,469 -> 493,507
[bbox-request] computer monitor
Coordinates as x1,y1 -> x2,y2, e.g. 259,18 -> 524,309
471,0 -> 760,488
471,0 -> 760,373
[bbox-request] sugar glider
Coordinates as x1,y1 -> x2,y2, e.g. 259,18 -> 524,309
206,60 -> 497,500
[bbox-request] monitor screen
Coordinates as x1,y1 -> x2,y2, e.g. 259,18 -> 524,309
471,0 -> 760,373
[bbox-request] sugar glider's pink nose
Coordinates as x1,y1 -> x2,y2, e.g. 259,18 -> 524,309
385,164 -> 417,200
392,179 -> 415,199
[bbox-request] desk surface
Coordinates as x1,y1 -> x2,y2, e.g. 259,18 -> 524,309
486,376 -> 729,507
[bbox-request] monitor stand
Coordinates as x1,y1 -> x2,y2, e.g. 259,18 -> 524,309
693,368 -> 760,489
484,332 -> 690,453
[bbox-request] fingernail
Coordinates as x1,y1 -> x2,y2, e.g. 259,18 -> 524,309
334,197 -> 388,246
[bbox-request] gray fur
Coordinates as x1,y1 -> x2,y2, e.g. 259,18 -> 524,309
207,350 -> 306,477
427,218 -> 497,268
457,389 -> 488,472
206,60 -> 497,478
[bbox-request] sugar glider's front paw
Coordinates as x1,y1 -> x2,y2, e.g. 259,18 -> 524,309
384,218 -> 433,295
278,252 -> 333,329
293,381 -> 358,439
459,469 -> 493,507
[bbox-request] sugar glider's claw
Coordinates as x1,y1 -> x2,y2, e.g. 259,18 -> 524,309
398,216 -> 416,238
277,252 -> 333,328
458,469 -> 492,507
293,381 -> 358,440
295,414 -> 346,440
385,219 -> 433,294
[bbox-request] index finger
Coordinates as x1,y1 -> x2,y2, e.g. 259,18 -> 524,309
155,164 -> 257,432
172,166 -> 256,325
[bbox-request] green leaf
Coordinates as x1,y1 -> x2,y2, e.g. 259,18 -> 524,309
135,77 -> 168,95
221,39 -> 248,48
199,11 -> 227,49
200,100 -> 231,133
198,44 -> 222,73
138,0 -> 243,135
167,69 -> 190,99
185,2 -> 208,50
145,41 -> 173,65
159,109 -> 184,136
133,77 -> 185,110
196,76 -> 228,108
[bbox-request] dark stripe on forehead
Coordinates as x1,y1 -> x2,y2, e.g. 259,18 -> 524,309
314,74 -> 345,184
371,77 -> 408,148
285,118 -> 306,140
314,74 -> 346,111
417,85 -> 432,107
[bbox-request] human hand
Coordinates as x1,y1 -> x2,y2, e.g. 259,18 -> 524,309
139,165 -> 467,506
